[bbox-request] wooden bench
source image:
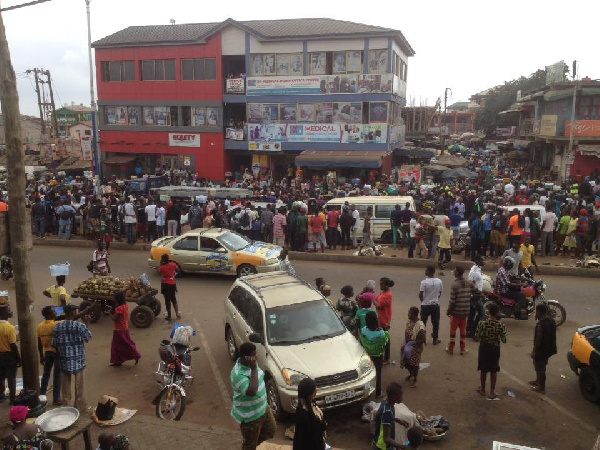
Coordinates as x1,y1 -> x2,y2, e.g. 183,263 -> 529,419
47,416 -> 93,450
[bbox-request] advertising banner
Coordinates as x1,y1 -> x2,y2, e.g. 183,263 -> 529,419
247,77 -> 322,95
225,78 -> 245,94
363,124 -> 388,143
397,168 -> 421,183
286,124 -> 344,143
169,133 -> 201,148
565,120 -> 600,137
80,136 -> 93,161
248,124 -> 287,143
226,128 -> 245,140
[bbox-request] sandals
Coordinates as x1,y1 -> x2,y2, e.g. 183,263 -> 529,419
476,387 -> 486,397
487,395 -> 500,401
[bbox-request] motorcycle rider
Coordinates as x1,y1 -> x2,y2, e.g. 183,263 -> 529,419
495,256 -> 527,319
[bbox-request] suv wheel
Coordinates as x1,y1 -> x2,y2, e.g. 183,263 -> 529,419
266,379 -> 286,420
579,366 -> 600,403
226,327 -> 238,361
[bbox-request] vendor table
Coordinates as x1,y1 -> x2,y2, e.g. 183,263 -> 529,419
47,416 -> 93,450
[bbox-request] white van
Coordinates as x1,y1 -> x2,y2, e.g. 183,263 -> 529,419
501,205 -> 547,222
325,196 -> 415,242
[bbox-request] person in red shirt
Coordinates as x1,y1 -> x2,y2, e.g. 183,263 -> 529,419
309,212 -> 326,253
109,292 -> 141,366
159,254 -> 180,320
326,207 -> 340,250
373,277 -> 395,364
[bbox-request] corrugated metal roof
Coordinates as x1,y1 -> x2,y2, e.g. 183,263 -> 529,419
93,18 -> 415,55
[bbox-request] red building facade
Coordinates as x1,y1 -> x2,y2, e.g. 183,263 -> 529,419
94,34 -> 229,180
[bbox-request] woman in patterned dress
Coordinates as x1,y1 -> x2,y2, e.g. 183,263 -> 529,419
400,306 -> 426,388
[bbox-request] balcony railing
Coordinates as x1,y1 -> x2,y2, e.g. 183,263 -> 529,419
520,118 -> 539,136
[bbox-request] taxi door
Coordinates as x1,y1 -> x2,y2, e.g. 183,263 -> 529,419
169,235 -> 202,272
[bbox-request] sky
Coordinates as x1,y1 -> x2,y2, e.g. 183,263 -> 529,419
3,0 -> 599,117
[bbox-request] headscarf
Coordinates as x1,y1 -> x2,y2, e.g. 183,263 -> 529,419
9,406 -> 29,423
365,280 -> 376,291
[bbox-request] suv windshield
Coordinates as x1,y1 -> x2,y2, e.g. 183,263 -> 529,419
219,231 -> 251,251
266,300 -> 346,345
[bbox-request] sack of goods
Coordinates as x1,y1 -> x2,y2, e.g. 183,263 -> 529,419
96,395 -> 118,421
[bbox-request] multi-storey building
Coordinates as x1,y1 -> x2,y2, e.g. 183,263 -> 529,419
512,78 -> 600,180
92,18 -> 414,180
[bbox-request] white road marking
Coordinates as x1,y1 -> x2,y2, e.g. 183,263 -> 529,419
193,318 -> 232,410
500,368 -> 597,433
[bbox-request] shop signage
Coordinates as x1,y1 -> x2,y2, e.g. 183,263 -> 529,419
565,120 -> 600,137
397,168 -> 421,183
80,136 -> 93,161
247,123 -> 388,147
249,141 -> 282,151
539,115 -> 557,136
168,133 -> 201,147
246,74 -> 398,96
225,78 -> 245,94
495,126 -> 516,137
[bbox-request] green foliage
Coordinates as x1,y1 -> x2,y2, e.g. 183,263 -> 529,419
474,69 -> 547,137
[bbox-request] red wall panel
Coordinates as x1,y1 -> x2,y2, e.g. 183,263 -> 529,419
570,153 -> 600,179
95,34 -> 223,102
101,130 -> 229,181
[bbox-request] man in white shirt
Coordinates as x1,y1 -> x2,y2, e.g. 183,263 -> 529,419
408,213 -> 417,258
540,206 -> 557,256
155,202 -> 166,237
467,256 -> 486,338
350,204 -> 360,249
123,199 -> 137,244
419,266 -> 443,345
145,198 -> 157,243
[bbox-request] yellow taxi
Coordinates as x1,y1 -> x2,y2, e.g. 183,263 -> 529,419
148,229 -> 282,277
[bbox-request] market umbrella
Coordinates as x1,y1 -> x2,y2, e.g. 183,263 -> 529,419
425,164 -> 451,172
437,155 -> 468,168
447,144 -> 467,152
441,167 -> 477,180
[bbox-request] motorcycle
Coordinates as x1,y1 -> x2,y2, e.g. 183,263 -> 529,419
482,272 -> 566,327
0,255 -> 13,281
153,339 -> 200,421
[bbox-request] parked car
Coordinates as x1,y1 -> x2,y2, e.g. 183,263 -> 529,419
567,325 -> 600,403
148,229 -> 281,277
224,272 -> 375,419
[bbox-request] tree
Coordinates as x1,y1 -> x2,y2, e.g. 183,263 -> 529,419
474,69 -> 547,138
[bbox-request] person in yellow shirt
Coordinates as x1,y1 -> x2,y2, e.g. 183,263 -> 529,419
0,305 -> 20,404
37,306 -> 61,405
428,219 -> 453,270
520,236 -> 539,278
43,275 -> 71,307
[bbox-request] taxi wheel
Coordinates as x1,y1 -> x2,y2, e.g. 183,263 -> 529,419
579,367 -> 600,403
237,264 -> 257,277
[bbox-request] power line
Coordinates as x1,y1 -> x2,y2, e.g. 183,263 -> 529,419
1,0 -> 52,12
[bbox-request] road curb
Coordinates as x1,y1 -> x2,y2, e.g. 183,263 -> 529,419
288,251 -> 600,279
33,239 -> 600,278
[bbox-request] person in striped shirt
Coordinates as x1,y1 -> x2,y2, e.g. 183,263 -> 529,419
231,342 -> 276,450
446,266 -> 479,356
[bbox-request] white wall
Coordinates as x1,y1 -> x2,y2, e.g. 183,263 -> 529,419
221,26 -> 246,55
248,35 -> 303,53
307,38 -> 364,52
391,40 -> 409,61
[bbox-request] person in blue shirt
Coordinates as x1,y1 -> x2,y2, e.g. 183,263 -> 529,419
468,213 -> 486,261
56,200 -> 77,240
372,382 -> 409,449
481,208 -> 494,257
449,207 -> 463,247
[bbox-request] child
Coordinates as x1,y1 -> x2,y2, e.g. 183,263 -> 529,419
37,306 -> 61,405
405,426 -> 423,448
321,285 -> 335,310
278,249 -> 295,276
372,382 -> 409,449
315,277 -> 326,294
475,302 -> 507,400
360,311 -> 388,398
97,432 -> 130,450
337,285 -> 358,331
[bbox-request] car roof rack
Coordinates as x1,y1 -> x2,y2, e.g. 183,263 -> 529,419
238,272 -> 319,303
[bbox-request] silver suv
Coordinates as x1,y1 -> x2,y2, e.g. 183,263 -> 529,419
224,272 -> 375,419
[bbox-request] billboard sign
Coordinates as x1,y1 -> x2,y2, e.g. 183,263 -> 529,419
545,61 -> 565,85
168,133 -> 201,147
225,78 -> 245,94
565,120 -> 600,137
539,115 -> 558,136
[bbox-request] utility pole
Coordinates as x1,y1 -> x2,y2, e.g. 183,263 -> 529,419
0,9 -> 40,392
25,68 -> 57,137
85,0 -> 100,180
564,61 -> 578,181
440,87 -> 451,155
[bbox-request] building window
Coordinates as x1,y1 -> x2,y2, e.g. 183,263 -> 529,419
181,58 -> 217,81
182,106 -> 192,126
368,50 -> 388,74
101,61 -> 135,82
84,130 -> 91,136
141,60 -> 176,81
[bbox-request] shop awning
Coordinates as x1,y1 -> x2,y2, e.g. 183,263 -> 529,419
578,145 -> 600,157
295,150 -> 388,169
103,155 -> 136,165
513,139 -> 534,148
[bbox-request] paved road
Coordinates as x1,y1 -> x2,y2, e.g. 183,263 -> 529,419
0,246 -> 598,449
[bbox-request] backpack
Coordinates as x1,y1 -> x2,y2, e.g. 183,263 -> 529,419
239,210 -> 250,228
60,207 -> 72,220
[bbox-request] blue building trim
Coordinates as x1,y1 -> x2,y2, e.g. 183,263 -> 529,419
387,38 -> 393,73
223,93 -> 398,104
363,39 -> 369,73
302,41 -> 308,76
245,32 -> 251,75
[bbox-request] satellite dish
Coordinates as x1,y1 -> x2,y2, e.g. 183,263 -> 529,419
170,19 -> 175,25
